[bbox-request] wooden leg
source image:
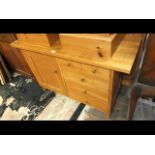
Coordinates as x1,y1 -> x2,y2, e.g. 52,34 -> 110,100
128,93 -> 139,120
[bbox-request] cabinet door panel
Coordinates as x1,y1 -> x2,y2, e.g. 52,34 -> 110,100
22,50 -> 66,94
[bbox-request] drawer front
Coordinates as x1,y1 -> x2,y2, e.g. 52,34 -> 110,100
58,59 -> 110,81
66,80 -> 88,103
60,34 -> 125,58
57,59 -> 83,75
60,34 -> 110,58
57,59 -> 110,111
65,80 -> 108,112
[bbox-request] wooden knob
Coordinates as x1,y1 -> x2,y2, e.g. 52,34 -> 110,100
67,63 -> 71,67
98,51 -> 104,58
81,78 -> 86,82
83,90 -> 87,94
96,46 -> 104,58
92,69 -> 97,73
54,70 -> 58,73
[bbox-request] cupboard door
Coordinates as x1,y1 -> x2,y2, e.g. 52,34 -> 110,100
22,50 -> 66,94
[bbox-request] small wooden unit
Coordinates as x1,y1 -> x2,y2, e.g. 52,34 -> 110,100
59,34 -> 125,58
11,33 -> 143,117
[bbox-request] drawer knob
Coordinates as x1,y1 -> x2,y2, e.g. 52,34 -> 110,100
83,90 -> 87,94
96,47 -> 104,58
92,69 -> 97,73
54,70 -> 58,73
67,63 -> 71,67
81,78 -> 86,82
98,51 -> 104,58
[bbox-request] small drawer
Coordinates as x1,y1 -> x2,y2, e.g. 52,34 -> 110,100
59,34 -> 125,58
58,59 -> 110,80
57,59 -> 82,74
82,64 -> 110,81
65,80 -> 108,112
65,80 -> 88,103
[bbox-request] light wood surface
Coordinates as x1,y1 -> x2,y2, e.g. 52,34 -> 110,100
21,50 -> 66,95
17,34 -> 60,48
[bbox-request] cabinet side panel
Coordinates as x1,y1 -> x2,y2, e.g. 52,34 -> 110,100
108,71 -> 121,114
0,42 -> 32,76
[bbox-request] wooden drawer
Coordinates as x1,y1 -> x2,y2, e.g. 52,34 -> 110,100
64,71 -> 109,97
59,33 -> 125,58
57,59 -> 82,73
58,59 -> 110,81
66,80 -> 88,103
65,80 -> 108,112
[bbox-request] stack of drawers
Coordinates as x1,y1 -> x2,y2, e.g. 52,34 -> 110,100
57,59 -> 111,112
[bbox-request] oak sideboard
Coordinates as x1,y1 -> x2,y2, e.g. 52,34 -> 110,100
11,33 -> 143,117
